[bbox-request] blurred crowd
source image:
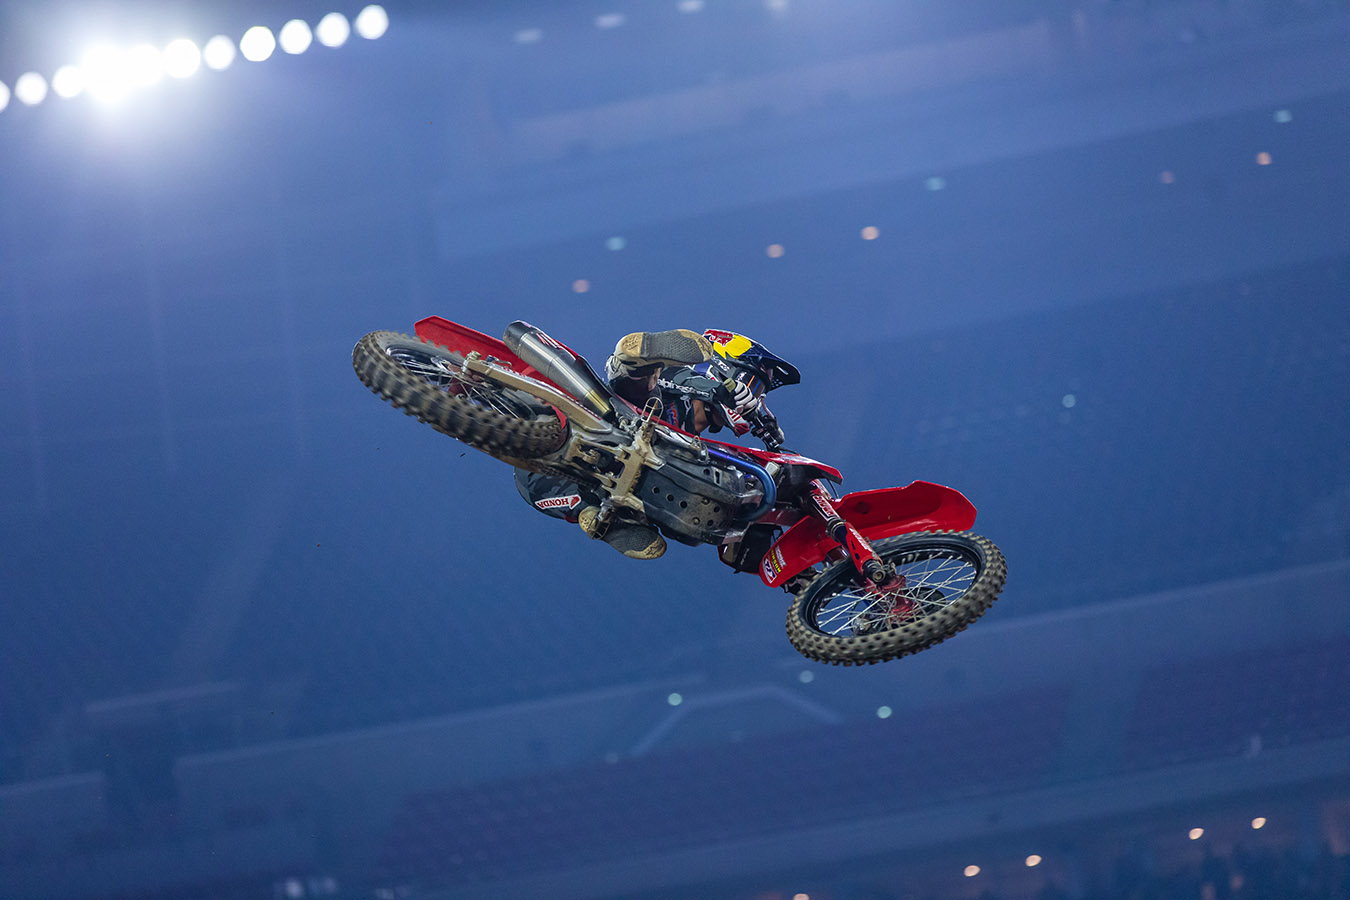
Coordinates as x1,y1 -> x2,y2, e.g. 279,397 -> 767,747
1036,843 -> 1350,900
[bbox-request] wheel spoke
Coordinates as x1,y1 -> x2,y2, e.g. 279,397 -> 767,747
809,548 -> 978,636
386,348 -> 535,419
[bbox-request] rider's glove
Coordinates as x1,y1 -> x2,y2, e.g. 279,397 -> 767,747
729,379 -> 762,416
751,408 -> 785,449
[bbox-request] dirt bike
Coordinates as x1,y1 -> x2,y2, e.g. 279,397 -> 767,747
352,317 -> 1007,666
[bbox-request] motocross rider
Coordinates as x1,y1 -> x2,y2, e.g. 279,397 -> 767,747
515,328 -> 798,560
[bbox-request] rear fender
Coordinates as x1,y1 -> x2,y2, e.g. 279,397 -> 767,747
759,481 -> 977,588
414,316 -> 564,393
414,315 -> 574,431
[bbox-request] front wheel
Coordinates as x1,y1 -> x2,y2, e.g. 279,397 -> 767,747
786,531 -> 1006,666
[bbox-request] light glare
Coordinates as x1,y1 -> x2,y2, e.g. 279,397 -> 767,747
1189,827 -> 1204,840
876,705 -> 892,719
1251,817 -> 1267,829
316,13 -> 351,47
15,72 -> 49,106
1026,855 -> 1043,867
127,44 -> 164,87
203,35 -> 237,70
766,243 -> 785,258
241,26 -> 277,62
81,45 -> 132,102
964,865 -> 980,877
280,19 -> 314,54
679,0 -> 706,11
164,39 -> 202,78
52,65 -> 86,99
667,692 -> 683,706
355,5 -> 390,39
0,81 -> 10,113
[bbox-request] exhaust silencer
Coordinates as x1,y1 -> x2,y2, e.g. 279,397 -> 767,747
503,321 -> 616,421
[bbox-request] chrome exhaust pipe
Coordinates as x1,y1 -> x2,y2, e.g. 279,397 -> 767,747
503,321 -> 616,421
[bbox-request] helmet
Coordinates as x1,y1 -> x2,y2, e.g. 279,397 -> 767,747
696,329 -> 800,436
702,329 -> 800,392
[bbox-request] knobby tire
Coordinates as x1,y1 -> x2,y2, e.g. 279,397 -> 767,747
786,530 -> 1006,666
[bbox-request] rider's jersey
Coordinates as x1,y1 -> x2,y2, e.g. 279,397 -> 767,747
607,365 -> 721,434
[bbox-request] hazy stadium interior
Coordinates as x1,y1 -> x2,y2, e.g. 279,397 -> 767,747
0,2 -> 1348,899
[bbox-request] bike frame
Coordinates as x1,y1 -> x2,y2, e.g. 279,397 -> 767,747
413,315 -> 978,591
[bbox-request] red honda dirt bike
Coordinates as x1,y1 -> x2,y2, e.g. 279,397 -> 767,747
352,317 -> 1006,665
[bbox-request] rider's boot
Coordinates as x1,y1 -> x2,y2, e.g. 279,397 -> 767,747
608,329 -> 713,377
578,506 -> 667,560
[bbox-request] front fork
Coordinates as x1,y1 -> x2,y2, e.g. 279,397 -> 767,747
805,481 -> 904,592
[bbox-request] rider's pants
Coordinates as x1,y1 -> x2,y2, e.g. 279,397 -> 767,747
514,468 -> 596,522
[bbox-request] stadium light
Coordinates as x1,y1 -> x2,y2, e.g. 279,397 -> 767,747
240,26 -> 277,62
279,19 -> 314,54
51,65 -> 86,99
203,35 -> 237,70
126,44 -> 165,87
163,39 -> 202,78
15,72 -> 50,106
316,13 -> 351,48
7,6 -> 390,122
82,45 -> 133,102
355,5 -> 390,40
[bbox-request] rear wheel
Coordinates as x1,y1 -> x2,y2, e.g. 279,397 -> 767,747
352,331 -> 564,458
786,531 -> 1006,665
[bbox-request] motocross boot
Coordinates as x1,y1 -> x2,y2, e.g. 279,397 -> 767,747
607,329 -> 713,378
578,506 -> 667,560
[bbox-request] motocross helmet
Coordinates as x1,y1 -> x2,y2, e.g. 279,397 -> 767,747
697,329 -> 800,435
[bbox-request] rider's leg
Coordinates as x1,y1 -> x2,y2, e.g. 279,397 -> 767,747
514,469 -> 667,560
514,468 -> 588,522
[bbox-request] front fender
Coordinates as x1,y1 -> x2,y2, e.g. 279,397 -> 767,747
759,481 -> 978,588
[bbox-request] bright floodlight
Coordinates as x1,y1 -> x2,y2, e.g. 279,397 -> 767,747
164,39 -> 202,78
203,35 -> 237,70
127,44 -> 164,87
52,65 -> 86,99
15,72 -> 50,106
240,26 -> 277,62
316,13 -> 351,47
279,19 -> 314,54
0,81 -> 10,113
82,45 -> 133,102
355,5 -> 389,39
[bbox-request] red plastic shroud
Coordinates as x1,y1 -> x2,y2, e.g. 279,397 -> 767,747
758,481 -> 977,589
